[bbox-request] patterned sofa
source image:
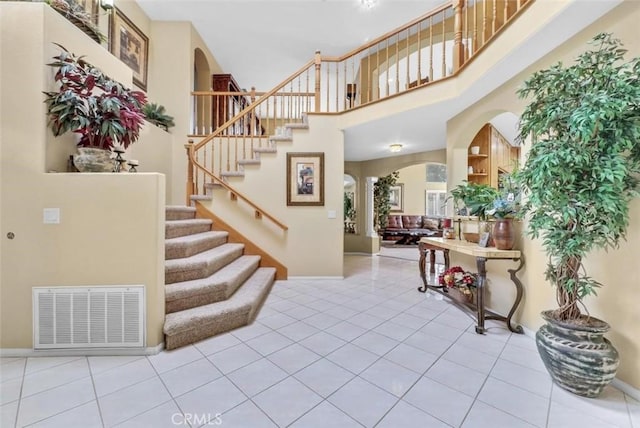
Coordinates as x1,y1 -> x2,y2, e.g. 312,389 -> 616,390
382,215 -> 444,243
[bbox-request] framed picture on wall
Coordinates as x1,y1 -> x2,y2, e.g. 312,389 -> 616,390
287,153 -> 325,206
389,183 -> 404,212
109,7 -> 149,91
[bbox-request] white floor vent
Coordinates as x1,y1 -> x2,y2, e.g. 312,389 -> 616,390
33,286 -> 145,349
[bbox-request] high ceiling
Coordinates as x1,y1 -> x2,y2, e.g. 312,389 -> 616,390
137,0 -> 622,161
137,0 -> 443,90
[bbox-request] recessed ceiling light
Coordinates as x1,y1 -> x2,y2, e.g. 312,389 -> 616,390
361,0 -> 377,10
389,143 -> 403,153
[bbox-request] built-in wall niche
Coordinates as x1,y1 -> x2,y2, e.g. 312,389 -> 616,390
344,174 -> 356,234
467,123 -> 520,188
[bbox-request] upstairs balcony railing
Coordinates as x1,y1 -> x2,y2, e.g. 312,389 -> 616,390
186,0 -> 533,230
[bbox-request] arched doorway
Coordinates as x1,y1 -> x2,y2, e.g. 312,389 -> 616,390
193,48 -> 211,134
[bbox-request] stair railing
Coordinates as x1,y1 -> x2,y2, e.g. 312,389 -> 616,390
315,0 -> 532,112
186,0 -> 534,230
186,56 -> 322,231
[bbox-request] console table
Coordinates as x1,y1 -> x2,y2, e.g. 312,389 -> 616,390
417,237 -> 524,334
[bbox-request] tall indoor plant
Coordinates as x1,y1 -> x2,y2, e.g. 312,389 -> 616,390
373,172 -> 399,233
44,44 -> 147,171
517,33 -> 640,397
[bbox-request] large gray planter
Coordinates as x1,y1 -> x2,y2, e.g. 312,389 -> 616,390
536,310 -> 619,398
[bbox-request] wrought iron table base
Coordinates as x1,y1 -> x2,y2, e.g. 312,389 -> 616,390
417,242 -> 524,334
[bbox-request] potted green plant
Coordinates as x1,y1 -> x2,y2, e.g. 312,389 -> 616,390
44,44 -> 147,171
373,172 -> 399,233
516,33 -> 640,397
143,102 -> 175,131
486,173 -> 521,249
46,0 -> 105,43
447,181 -> 499,242
448,181 -> 499,220
343,191 -> 356,233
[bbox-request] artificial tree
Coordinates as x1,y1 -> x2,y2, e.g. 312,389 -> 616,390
517,33 -> 640,321
373,171 -> 399,233
516,32 -> 640,397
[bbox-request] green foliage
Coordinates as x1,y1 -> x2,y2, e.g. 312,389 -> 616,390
488,173 -> 521,219
447,181 -> 499,220
517,33 -> 640,320
373,172 -> 399,232
43,44 -> 147,150
143,102 -> 175,131
343,192 -> 356,221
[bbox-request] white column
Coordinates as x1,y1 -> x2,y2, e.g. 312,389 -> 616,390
366,176 -> 378,237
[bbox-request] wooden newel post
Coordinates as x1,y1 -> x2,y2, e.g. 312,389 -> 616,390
185,139 -> 195,206
453,0 -> 465,72
314,50 -> 321,113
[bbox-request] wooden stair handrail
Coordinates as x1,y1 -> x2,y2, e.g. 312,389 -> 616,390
186,143 -> 288,232
328,2 -> 451,63
193,58 -> 315,152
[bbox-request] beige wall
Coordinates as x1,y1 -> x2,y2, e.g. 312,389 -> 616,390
126,122 -> 173,177
446,1 -> 640,389
344,150 -> 446,252
199,115 -> 344,276
396,163 -> 447,215
0,3 -> 166,349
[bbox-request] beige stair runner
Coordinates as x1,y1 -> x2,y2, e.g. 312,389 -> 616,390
163,206 -> 275,350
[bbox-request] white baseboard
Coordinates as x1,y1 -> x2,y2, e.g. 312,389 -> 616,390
287,276 -> 345,280
612,378 -> 640,401
0,343 -> 164,357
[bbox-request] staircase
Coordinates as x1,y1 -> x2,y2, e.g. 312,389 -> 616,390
163,205 -> 276,350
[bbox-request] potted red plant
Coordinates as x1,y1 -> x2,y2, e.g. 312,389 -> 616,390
43,44 -> 147,171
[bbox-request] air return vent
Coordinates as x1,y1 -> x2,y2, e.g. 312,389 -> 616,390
33,286 -> 144,349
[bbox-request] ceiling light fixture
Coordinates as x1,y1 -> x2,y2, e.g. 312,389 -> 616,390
361,0 -> 377,10
389,143 -> 403,153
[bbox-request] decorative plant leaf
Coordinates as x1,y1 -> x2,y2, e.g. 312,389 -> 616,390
43,44 -> 147,151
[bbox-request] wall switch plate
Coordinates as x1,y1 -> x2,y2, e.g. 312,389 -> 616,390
327,210 -> 337,219
43,208 -> 60,224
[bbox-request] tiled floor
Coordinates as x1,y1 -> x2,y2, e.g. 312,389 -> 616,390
1,255 -> 638,427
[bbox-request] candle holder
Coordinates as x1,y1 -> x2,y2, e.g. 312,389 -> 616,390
112,147 -> 126,172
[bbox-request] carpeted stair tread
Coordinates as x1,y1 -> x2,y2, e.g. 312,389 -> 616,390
165,218 -> 212,239
238,159 -> 261,166
190,195 -> 213,202
221,171 -> 245,177
269,135 -> 293,142
165,231 -> 229,260
166,206 -> 196,221
165,242 -> 244,284
254,147 -> 277,154
163,267 -> 276,349
285,122 -> 309,129
165,255 -> 261,313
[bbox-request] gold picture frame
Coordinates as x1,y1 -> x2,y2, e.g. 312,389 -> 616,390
389,183 -> 404,212
109,7 -> 149,91
287,152 -> 325,206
